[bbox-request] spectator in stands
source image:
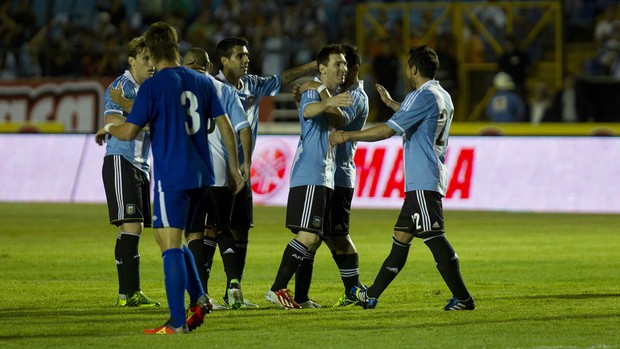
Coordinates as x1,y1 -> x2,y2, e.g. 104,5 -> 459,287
486,72 -> 526,122
528,82 -> 552,125
497,35 -> 531,101
594,5 -> 620,43
543,73 -> 583,123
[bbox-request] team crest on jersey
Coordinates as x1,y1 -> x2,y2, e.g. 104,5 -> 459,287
126,204 -> 136,215
312,216 -> 322,228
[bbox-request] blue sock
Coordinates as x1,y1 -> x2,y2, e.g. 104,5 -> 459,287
182,244 -> 205,304
162,248 -> 187,328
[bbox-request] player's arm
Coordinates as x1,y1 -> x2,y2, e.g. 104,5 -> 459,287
238,126 -> 252,182
302,83 -> 353,128
329,124 -> 396,146
109,86 -> 150,131
215,114 -> 244,194
376,83 -> 401,112
280,61 -> 318,86
95,122 -> 141,145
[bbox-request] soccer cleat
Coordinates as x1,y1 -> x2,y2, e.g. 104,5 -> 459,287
265,288 -> 301,309
116,295 -> 127,307
241,299 -> 259,308
351,285 -> 378,309
125,291 -> 160,307
332,292 -> 359,307
226,279 -> 244,309
298,299 -> 322,309
444,297 -> 475,311
144,320 -> 188,335
186,303 -> 211,331
209,298 -> 228,310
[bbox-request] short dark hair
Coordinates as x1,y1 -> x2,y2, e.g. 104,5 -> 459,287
408,45 -> 439,79
341,43 -> 361,68
144,22 -> 180,64
185,47 -> 210,69
216,37 -> 248,62
316,44 -> 344,69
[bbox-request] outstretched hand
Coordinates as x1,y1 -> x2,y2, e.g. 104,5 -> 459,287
375,84 -> 393,105
326,92 -> 353,108
329,130 -> 347,147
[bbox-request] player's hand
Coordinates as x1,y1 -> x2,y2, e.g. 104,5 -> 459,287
95,127 -> 109,146
110,86 -> 133,113
240,162 -> 251,183
291,83 -> 302,104
326,92 -> 353,108
299,81 -> 322,94
375,84 -> 394,105
329,130 -> 347,146
229,169 -> 244,195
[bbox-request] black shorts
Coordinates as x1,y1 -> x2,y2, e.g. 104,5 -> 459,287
102,155 -> 152,227
286,185 -> 333,236
394,190 -> 444,238
187,186 -> 234,234
329,186 -> 353,235
230,181 -> 253,230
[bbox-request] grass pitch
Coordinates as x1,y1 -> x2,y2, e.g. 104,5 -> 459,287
0,203 -> 618,348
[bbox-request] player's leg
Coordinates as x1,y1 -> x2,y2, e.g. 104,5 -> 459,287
230,182 -> 253,281
294,240 -> 320,307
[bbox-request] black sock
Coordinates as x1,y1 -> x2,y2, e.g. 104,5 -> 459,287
368,237 -> 410,299
234,239 -> 248,282
333,253 -> 360,298
203,236 -> 217,296
294,251 -> 315,303
119,233 -> 140,295
217,233 -> 239,288
187,238 -> 208,295
271,239 -> 308,291
114,234 -> 126,296
424,235 -> 471,300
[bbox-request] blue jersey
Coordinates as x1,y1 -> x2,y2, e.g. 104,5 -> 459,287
386,80 -> 453,195
215,71 -> 282,161
127,66 -> 226,191
206,75 -> 250,186
486,90 -> 525,122
290,89 -> 355,188
335,81 -> 369,188
104,70 -> 151,177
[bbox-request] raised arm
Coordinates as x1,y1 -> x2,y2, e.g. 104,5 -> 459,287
300,82 -> 353,128
280,61 -> 318,86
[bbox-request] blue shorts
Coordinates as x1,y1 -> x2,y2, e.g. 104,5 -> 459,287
152,187 -> 209,230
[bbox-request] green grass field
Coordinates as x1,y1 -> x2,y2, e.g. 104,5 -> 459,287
0,203 -> 619,348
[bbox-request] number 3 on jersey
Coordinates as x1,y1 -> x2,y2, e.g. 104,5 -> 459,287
181,91 -> 200,135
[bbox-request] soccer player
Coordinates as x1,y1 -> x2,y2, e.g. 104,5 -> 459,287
329,45 -> 475,311
101,35 -> 159,308
213,37 -> 317,307
265,44 -> 354,309
292,43 -> 369,308
182,47 -> 252,310
95,21 -> 244,334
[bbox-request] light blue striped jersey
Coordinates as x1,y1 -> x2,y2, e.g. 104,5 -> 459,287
290,88 -> 355,188
385,80 -> 453,195
206,75 -> 250,186
335,81 -> 369,188
104,70 -> 151,178
215,71 -> 282,163
127,66 -> 225,191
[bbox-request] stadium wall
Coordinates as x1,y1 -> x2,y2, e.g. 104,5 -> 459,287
0,134 -> 617,214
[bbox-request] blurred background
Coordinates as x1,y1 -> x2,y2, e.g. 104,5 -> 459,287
1,0 -> 620,133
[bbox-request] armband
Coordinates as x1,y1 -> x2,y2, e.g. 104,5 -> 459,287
316,84 -> 327,95
104,123 -> 114,133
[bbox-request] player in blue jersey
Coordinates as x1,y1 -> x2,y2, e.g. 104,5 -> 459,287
329,45 -> 475,311
291,43 -> 370,308
95,22 -> 244,334
182,47 -> 253,310
101,35 -> 160,308
214,37 -> 317,307
265,44 -> 355,309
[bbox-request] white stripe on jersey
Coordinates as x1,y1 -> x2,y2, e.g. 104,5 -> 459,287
113,155 -> 124,220
158,181 -> 169,227
301,186 -> 315,228
416,190 -> 431,231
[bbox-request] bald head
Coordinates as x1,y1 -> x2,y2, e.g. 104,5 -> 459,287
183,47 -> 212,74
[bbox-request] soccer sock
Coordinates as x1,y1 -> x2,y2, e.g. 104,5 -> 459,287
182,244 -> 205,305
162,248 -> 187,328
203,236 -> 217,296
271,239 -> 308,291
119,232 -> 141,295
294,250 -> 315,303
114,234 -> 126,296
234,238 -> 249,281
368,237 -> 411,299
217,232 -> 239,288
187,238 -> 208,294
424,235 -> 471,300
333,253 -> 360,298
